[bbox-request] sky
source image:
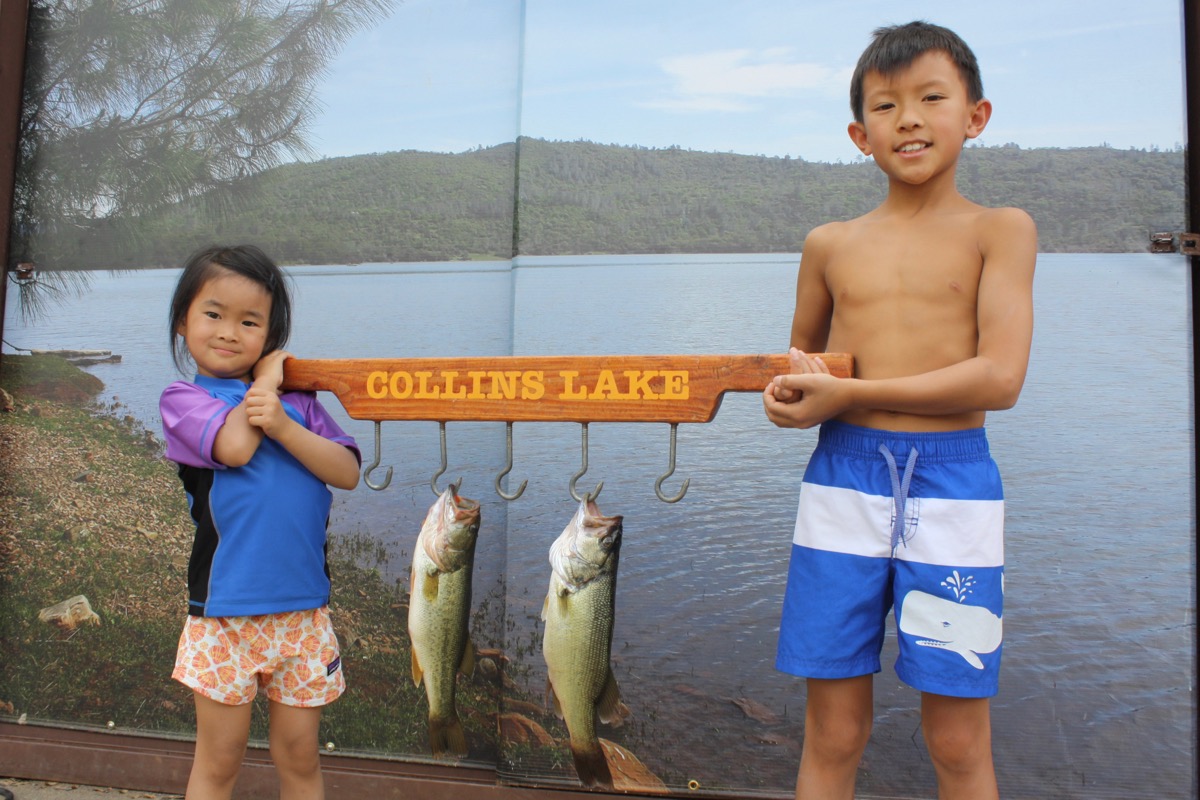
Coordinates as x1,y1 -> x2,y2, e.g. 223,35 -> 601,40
310,0 -> 1187,164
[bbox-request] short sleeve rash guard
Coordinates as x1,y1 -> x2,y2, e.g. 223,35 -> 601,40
160,376 -> 360,617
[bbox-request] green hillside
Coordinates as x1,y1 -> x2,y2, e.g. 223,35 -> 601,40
67,138 -> 1188,267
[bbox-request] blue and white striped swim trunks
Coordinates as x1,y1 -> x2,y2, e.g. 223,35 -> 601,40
776,420 -> 1004,698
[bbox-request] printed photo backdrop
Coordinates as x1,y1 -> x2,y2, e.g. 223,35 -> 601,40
1,1 -> 1193,798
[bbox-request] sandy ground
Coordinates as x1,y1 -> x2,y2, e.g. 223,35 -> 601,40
0,779 -> 181,800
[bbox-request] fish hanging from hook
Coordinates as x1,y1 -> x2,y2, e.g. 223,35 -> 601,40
542,494 -> 629,789
569,423 -> 604,503
431,421 -> 464,497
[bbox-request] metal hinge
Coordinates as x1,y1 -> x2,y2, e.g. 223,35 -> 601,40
1150,231 -> 1200,254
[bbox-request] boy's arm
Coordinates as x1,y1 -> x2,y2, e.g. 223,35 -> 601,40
768,208 -> 1036,427
767,226 -> 835,407
244,351 -> 361,490
789,226 -> 834,353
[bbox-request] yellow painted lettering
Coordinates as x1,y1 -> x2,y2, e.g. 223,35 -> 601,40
521,371 -> 545,400
389,371 -> 412,399
559,371 -> 587,400
661,370 -> 689,399
367,371 -> 388,400
414,371 -> 438,399
466,371 -> 488,400
486,371 -> 522,400
441,371 -> 468,400
588,369 -> 622,400
623,370 -> 659,399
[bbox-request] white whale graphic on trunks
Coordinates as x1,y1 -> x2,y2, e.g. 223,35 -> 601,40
898,590 -> 1003,670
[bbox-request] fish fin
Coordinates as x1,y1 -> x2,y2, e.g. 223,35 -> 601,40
422,571 -> 439,602
411,647 -> 423,687
570,741 -> 614,790
961,650 -> 985,670
546,679 -> 564,720
597,667 -> 631,727
540,593 -> 549,622
429,713 -> 468,757
459,638 -> 476,677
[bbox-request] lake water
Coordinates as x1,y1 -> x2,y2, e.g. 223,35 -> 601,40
2,253 -> 1194,798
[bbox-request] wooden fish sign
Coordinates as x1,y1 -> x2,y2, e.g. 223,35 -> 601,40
281,353 -> 853,424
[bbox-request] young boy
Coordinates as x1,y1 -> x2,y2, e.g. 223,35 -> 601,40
762,21 -> 1036,800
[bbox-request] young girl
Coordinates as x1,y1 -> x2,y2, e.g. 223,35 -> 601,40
159,245 -> 360,799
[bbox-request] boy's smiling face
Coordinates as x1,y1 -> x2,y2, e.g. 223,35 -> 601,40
848,50 -> 991,186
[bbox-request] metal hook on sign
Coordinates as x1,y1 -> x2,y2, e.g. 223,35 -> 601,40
569,423 -> 604,503
495,422 -> 528,501
654,423 -> 690,503
363,421 -> 393,491
431,422 -> 464,496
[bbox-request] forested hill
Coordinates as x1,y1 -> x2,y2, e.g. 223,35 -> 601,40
117,138 -> 1185,266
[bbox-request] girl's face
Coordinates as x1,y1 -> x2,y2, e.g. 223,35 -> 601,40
177,268 -> 273,381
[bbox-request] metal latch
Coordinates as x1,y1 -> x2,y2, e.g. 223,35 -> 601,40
1150,231 -> 1200,254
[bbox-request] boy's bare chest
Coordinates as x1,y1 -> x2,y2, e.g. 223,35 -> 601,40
825,235 -> 983,309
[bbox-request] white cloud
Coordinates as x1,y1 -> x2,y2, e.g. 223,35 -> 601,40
638,96 -> 754,113
646,49 -> 848,113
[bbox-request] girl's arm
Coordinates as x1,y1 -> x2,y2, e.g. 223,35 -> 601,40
209,350 -> 288,467
244,351 -> 361,490
211,399 -> 266,468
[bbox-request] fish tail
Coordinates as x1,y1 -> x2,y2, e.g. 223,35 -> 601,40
570,741 -> 614,790
429,713 -> 468,757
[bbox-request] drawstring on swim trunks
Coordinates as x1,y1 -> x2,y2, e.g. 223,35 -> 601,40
879,444 -> 919,553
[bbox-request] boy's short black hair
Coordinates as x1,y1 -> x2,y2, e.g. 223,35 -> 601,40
850,21 -> 983,124
168,244 -> 292,373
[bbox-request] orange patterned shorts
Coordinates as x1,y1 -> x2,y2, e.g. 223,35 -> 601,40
172,607 -> 345,707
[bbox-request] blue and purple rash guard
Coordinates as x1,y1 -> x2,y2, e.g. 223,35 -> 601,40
160,375 -> 360,617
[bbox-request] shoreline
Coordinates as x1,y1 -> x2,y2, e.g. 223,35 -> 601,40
0,353 -> 506,762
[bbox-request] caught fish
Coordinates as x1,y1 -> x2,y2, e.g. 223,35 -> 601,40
541,497 -> 630,789
408,485 -> 481,756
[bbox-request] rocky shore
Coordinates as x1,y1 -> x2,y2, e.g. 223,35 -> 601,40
0,356 -> 193,630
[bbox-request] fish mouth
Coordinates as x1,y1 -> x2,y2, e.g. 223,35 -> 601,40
453,497 -> 481,522
444,509 -> 480,537
581,519 -> 621,553
595,524 -> 621,546
580,499 -> 622,542
915,639 -> 950,648
422,488 -> 480,570
583,501 -> 622,528
434,487 -> 479,519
